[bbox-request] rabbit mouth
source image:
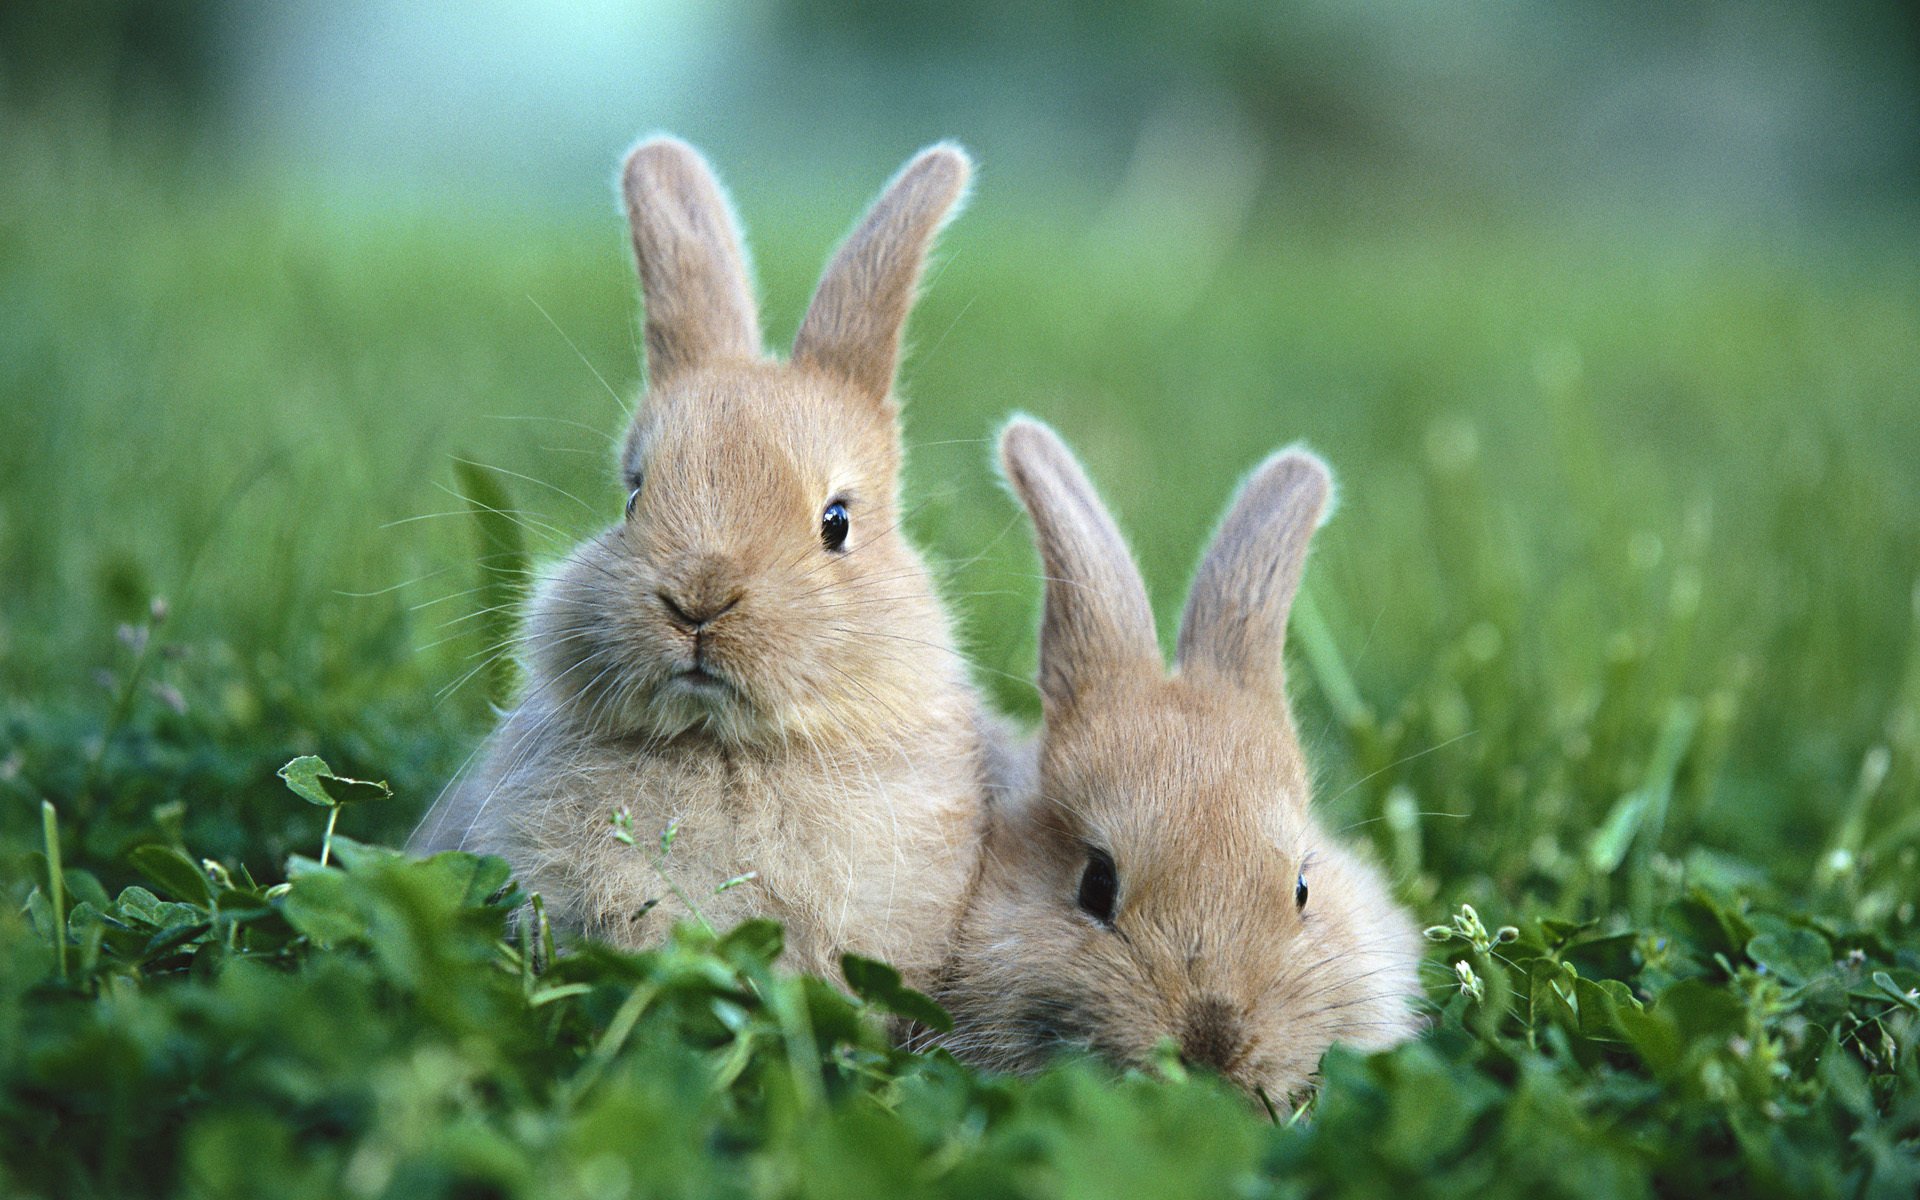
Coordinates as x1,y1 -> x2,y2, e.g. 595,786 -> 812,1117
644,662 -> 750,738
669,665 -> 731,694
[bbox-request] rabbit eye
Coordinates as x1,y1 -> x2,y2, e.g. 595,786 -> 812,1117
820,500 -> 850,551
1295,873 -> 1309,912
625,487 -> 641,520
1077,847 -> 1119,926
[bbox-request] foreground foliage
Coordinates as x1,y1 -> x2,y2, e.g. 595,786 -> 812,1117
4,755 -> 1917,1199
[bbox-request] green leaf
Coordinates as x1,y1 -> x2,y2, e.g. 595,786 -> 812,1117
1657,978 -> 1746,1044
1537,916 -> 1599,944
23,887 -> 52,940
1573,976 -> 1643,1042
277,755 -> 393,807
1371,1040 -> 1503,1164
716,918 -> 784,968
799,975 -> 872,1051
1562,931 -> 1639,981
1818,1044 -> 1874,1117
322,835 -> 393,870
113,885 -> 166,924
1663,891 -> 1753,960
841,953 -> 953,1033
1872,970 -> 1920,1011
415,850 -> 516,908
528,983 -> 594,1007
141,921 -> 212,960
278,870 -> 370,947
62,868 -> 111,912
1746,927 -> 1832,986
213,887 -> 273,918
65,900 -> 109,936
454,457 -> 528,708
127,844 -> 214,908
1613,977 -> 1746,1076
1586,791 -> 1648,872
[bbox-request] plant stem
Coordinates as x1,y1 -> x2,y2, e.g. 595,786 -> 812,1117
1626,698 -> 1701,925
1293,587 -> 1372,732
42,800 -> 67,981
320,805 -> 340,868
536,893 -> 555,971
79,621 -> 164,811
563,982 -> 659,1107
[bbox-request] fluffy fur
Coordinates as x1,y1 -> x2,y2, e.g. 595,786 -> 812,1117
410,137 -> 991,986
935,419 -> 1422,1101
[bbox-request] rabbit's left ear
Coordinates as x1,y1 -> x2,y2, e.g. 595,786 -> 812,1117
621,137 -> 763,388
1000,418 -> 1162,713
792,143 -> 971,405
1175,448 -> 1333,702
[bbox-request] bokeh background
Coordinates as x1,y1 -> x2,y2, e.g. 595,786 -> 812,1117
3,2 -> 1918,902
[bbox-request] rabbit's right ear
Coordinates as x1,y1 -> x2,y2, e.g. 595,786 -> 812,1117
792,143 -> 971,406
1175,448 -> 1332,704
1000,419 -> 1161,711
621,137 -> 762,388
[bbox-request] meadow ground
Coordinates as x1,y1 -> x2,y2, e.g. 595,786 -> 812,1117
2,126 -> 1918,1197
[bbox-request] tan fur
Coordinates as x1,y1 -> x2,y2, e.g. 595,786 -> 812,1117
410,138 -> 988,986
622,138 -> 762,386
793,144 -> 970,404
936,419 -> 1422,1100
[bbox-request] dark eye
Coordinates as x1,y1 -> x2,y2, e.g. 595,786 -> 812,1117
625,487 -> 641,520
1077,847 -> 1119,926
820,500 -> 849,551
1295,872 -> 1309,912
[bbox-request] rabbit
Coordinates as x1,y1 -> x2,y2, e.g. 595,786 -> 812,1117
933,418 -> 1422,1103
409,136 -> 997,987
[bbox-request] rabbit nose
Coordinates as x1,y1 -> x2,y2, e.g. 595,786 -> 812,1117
1178,996 -> 1244,1074
656,588 -> 741,630
657,556 -> 745,629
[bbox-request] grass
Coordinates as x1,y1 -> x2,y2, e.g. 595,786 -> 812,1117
2,119 -> 1918,1197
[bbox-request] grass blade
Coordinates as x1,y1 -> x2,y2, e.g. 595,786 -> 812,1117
453,458 -> 530,708
42,800 -> 67,982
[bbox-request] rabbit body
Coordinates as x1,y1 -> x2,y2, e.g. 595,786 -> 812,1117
936,420 -> 1422,1100
412,139 -> 991,987
454,637 -> 988,982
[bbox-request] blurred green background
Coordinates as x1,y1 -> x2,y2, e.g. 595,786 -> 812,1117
2,0 -> 1918,905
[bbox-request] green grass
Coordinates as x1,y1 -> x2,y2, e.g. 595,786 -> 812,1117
2,123 -> 1919,1197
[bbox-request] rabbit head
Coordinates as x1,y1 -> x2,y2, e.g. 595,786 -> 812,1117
526,137 -> 973,747
939,418 -> 1421,1104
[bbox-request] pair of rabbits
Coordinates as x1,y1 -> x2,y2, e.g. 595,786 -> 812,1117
411,137 -> 1421,1102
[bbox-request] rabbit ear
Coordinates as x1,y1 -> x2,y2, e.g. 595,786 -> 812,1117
621,137 -> 762,387
791,143 -> 971,404
1000,418 -> 1162,710
1175,448 -> 1333,701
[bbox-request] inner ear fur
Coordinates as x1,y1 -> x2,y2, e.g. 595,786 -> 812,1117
1174,448 -> 1333,702
621,136 -> 762,388
999,418 -> 1161,711
792,143 -> 972,405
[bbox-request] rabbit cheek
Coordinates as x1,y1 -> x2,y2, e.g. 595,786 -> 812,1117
1012,989 -> 1102,1066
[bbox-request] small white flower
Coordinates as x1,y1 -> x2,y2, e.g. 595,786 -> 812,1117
1454,960 -> 1485,1003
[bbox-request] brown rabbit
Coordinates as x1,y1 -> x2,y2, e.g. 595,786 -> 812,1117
409,137 -> 993,987
935,418 -> 1422,1102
